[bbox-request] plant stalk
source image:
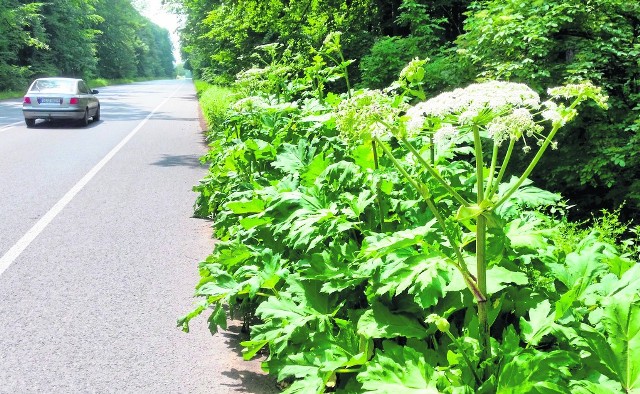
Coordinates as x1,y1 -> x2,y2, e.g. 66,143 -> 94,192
472,126 -> 491,365
486,137 -> 516,199
493,123 -> 561,208
375,137 -> 483,301
372,140 -> 384,232
400,137 -> 470,207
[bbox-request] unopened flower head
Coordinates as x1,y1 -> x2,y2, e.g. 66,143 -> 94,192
433,123 -> 459,146
540,100 -> 563,126
232,96 -> 268,112
398,58 -> 428,85
322,31 -> 343,54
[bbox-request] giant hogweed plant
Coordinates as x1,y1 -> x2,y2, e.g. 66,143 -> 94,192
336,75 -> 609,366
183,39 -> 640,393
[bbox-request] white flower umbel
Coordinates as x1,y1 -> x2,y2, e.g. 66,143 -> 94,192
486,107 -> 543,146
404,81 -> 542,141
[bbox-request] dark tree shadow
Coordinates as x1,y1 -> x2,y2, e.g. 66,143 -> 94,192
219,323 -> 280,393
150,154 -> 204,168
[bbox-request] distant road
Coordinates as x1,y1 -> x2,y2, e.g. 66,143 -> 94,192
0,80 -> 276,393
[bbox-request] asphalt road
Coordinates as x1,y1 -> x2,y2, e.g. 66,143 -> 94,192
0,80 -> 277,393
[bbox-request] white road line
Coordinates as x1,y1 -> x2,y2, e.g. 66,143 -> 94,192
0,84 -> 184,277
0,121 -> 23,132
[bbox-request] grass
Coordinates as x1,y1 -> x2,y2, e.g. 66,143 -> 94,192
196,81 -> 238,132
0,91 -> 23,100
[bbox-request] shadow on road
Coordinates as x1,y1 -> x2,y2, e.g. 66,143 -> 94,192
150,154 -> 204,168
220,323 -> 279,393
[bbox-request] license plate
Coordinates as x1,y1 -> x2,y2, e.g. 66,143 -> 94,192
38,97 -> 61,104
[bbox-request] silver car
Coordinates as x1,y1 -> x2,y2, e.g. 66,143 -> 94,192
22,77 -> 100,128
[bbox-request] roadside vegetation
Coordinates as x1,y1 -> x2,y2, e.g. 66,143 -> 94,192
0,0 -> 175,92
170,0 -> 640,392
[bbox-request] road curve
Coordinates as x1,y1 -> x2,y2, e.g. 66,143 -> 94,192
0,80 -> 277,393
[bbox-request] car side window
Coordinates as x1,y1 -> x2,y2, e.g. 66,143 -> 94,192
78,81 -> 89,94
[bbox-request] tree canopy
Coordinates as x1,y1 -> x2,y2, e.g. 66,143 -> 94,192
0,0 -> 175,91
171,0 -> 640,219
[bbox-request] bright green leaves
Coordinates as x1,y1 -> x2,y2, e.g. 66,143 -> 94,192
520,300 -> 554,346
183,30 -> 636,393
357,341 -> 440,393
600,295 -> 640,392
372,250 -> 450,309
569,296 -> 640,394
357,302 -> 427,339
548,241 -> 609,319
496,349 -> 578,393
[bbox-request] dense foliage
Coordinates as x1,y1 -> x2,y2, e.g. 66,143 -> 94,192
180,38 -> 640,392
0,0 -> 175,91
171,0 -> 640,219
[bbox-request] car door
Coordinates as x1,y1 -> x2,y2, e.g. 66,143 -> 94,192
78,80 -> 97,112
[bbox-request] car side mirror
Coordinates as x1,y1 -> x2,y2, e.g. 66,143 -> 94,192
91,89 -> 99,94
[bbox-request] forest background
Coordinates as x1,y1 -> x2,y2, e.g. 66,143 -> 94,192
174,0 -> 640,219
0,0 -> 175,93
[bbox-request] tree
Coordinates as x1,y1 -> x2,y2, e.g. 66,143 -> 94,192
0,1 -> 47,90
457,0 -> 640,218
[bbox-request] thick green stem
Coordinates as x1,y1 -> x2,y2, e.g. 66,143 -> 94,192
339,53 -> 352,99
493,123 -> 561,208
400,137 -> 470,207
472,126 -> 491,364
372,140 -> 384,232
430,134 -> 435,164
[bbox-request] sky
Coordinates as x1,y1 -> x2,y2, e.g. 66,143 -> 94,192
134,0 -> 183,63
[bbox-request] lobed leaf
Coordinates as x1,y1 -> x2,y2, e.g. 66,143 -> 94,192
357,301 -> 428,339
357,341 -> 440,393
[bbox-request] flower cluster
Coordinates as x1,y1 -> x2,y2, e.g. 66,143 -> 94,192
404,81 -> 541,137
232,96 -> 298,113
548,82 -> 608,109
336,89 -> 405,142
232,96 -> 268,112
486,107 -> 543,146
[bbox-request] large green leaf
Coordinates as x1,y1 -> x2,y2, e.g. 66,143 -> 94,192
301,153 -> 331,188
571,286 -> 640,393
602,294 -> 640,392
225,198 -> 266,214
357,341 -> 440,393
549,243 -> 608,319
361,221 -> 437,258
496,349 -> 578,393
497,177 -> 562,208
271,141 -> 315,175
373,249 -> 450,309
357,301 -> 428,339
505,217 -> 554,250
520,300 -> 554,346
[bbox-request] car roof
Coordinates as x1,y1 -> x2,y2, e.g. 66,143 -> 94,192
33,77 -> 82,82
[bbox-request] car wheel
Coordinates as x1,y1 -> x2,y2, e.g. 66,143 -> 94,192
25,118 -> 36,128
80,108 -> 89,127
93,105 -> 101,122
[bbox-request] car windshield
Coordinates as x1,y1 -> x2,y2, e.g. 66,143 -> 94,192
30,79 -> 76,94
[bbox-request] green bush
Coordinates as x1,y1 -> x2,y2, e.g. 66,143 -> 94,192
359,36 -> 428,89
197,83 -> 238,133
